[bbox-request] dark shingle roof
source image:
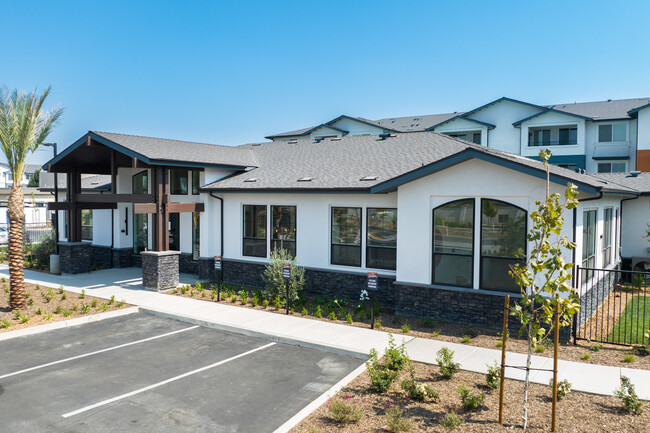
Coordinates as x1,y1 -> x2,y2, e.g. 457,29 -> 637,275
204,132 -> 629,194
591,172 -> 650,194
91,131 -> 258,168
364,113 -> 462,132
548,98 -> 650,121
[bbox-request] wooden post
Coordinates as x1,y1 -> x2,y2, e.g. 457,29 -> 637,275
499,294 -> 510,426
551,298 -> 560,432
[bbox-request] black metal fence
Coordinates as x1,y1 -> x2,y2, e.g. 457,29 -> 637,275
573,266 -> 650,346
0,222 -> 54,246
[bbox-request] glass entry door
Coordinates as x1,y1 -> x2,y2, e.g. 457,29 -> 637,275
169,213 -> 180,251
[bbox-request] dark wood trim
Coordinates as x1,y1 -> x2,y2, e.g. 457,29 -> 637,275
111,150 -> 117,194
74,193 -> 155,203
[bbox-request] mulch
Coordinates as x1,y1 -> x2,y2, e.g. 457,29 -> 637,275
0,279 -> 130,333
290,361 -> 649,432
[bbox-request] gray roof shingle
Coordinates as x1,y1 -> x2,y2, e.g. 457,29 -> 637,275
548,98 -> 650,120
92,131 -> 258,168
204,132 -> 629,194
591,172 -> 650,194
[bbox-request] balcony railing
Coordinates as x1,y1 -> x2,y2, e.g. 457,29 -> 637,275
528,139 -> 577,147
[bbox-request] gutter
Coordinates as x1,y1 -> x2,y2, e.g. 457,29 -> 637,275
209,192 -> 224,256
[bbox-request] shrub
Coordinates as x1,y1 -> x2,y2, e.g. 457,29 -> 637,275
423,317 -> 435,328
550,379 -> 572,401
346,313 -> 353,324
35,307 -> 42,315
30,229 -> 56,269
328,397 -> 362,424
263,299 -> 269,309
432,330 -> 440,338
374,320 -> 382,329
439,405 -> 465,430
401,323 -> 411,334
305,426 -> 326,433
301,307 -> 308,316
328,311 -> 337,321
79,289 -> 85,299
495,341 -> 503,348
262,248 -> 305,305
393,313 -> 403,324
589,342 -> 603,352
91,299 -> 97,308
385,333 -> 410,371
614,376 -> 643,415
314,305 -> 322,318
582,353 -> 591,360
624,354 -> 636,363
401,365 -> 439,402
464,324 -> 475,338
436,347 -> 460,379
238,289 -> 248,304
366,348 -> 399,393
0,319 -> 10,328
486,361 -> 500,390
632,344 -> 650,356
274,296 -> 282,310
461,335 -> 471,344
457,385 -> 485,411
386,406 -> 412,432
535,345 -> 546,353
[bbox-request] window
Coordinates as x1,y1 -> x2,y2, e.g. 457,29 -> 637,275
598,123 -> 626,142
432,199 -> 474,288
558,128 -> 577,145
243,205 -> 266,257
81,209 -> 93,241
169,213 -> 180,251
271,206 -> 296,258
192,212 -> 200,261
170,170 -> 188,195
367,208 -> 397,270
192,171 -> 200,195
597,162 -> 627,173
331,207 -> 361,267
448,133 -> 467,141
582,209 -> 597,283
132,171 -> 148,253
529,129 -> 550,146
132,170 -> 148,194
472,133 -> 481,144
480,200 -> 526,292
603,208 -> 612,267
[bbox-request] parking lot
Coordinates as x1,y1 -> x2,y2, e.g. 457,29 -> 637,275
0,313 -> 362,432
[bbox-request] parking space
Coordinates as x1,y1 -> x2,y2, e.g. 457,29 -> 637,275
0,313 -> 362,432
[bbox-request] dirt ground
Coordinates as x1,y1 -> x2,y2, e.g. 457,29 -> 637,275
168,287 -> 650,370
0,279 -> 130,332
290,361 -> 648,433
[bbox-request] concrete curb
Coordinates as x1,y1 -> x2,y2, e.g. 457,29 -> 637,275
273,362 -> 368,433
0,307 -> 139,342
140,308 -> 370,360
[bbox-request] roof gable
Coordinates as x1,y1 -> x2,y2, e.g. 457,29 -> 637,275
461,97 -> 548,118
427,115 -> 495,131
513,108 -> 591,126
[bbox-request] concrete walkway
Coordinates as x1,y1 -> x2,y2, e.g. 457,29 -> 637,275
3,265 -> 649,400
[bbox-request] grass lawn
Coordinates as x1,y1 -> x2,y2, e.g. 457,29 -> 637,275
608,296 -> 650,345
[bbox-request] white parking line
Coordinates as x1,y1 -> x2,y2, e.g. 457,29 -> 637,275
0,325 -> 199,380
62,342 -> 276,418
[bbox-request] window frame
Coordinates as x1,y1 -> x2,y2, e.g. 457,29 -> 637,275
582,209 -> 597,284
431,198 -> 475,288
191,170 -> 200,195
81,209 -> 93,241
603,207 -> 613,267
366,207 -> 397,271
597,161 -> 627,173
170,169 -> 189,195
478,199 -> 527,293
598,123 -> 627,143
271,205 -> 297,258
242,204 -> 267,258
330,206 -> 362,267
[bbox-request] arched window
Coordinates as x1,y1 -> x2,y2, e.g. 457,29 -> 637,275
432,199 -> 475,288
480,199 -> 526,292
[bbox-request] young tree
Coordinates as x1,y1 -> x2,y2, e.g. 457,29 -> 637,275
509,149 -> 581,429
0,87 -> 63,309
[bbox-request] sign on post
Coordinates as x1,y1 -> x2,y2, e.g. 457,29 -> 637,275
282,263 -> 291,280
367,272 -> 378,291
214,255 -> 222,271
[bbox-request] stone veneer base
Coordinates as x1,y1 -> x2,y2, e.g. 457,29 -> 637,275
141,251 -> 180,291
58,242 -> 92,274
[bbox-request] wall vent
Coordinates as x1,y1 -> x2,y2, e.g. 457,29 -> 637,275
360,176 -> 378,181
297,177 -> 313,182
244,178 -> 258,183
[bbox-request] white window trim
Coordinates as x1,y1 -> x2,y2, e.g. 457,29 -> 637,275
597,122 -> 628,144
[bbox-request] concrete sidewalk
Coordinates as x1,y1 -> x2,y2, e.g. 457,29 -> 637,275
3,265 -> 649,400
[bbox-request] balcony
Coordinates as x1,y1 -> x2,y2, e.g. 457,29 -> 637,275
528,139 -> 577,147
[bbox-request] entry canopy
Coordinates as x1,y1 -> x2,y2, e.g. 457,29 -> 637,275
43,131 -> 258,173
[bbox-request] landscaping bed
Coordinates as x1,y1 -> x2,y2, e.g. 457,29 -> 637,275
0,279 -> 130,333
166,284 -> 650,370
289,359 -> 648,432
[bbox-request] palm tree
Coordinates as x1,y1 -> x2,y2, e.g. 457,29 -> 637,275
0,87 -> 63,309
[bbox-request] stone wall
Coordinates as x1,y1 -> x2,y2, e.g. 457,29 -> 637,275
90,246 -> 112,270
112,248 -> 133,268
179,253 -> 198,275
58,242 -> 92,274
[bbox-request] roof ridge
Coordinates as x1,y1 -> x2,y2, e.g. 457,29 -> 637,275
92,130 -> 240,150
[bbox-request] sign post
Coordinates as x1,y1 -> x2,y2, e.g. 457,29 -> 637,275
282,263 -> 291,315
214,256 -> 222,301
367,272 -> 378,329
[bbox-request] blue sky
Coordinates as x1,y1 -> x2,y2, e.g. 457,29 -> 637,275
4,0 -> 650,165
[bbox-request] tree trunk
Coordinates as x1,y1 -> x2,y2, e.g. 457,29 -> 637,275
522,320 -> 533,430
8,184 -> 25,310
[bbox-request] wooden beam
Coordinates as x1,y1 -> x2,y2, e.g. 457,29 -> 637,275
86,136 -> 92,146
133,203 -> 157,214
48,202 -> 72,211
132,158 -> 150,169
166,202 -> 205,213
74,193 -> 155,203
111,149 -> 117,194
79,202 -> 118,210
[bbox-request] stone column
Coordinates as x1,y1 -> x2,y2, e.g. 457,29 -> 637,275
141,251 -> 180,291
58,242 -> 92,274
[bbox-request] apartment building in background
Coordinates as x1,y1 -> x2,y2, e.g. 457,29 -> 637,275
266,97 -> 650,174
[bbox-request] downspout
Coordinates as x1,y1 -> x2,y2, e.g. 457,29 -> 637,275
209,192 -> 224,256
